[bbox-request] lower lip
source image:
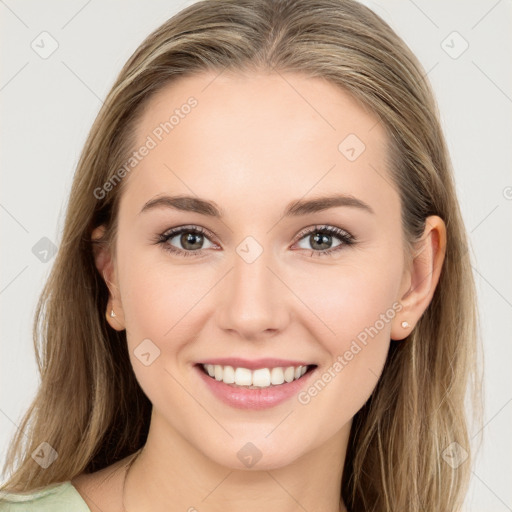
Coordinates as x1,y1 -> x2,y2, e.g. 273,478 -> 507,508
194,364 -> 316,410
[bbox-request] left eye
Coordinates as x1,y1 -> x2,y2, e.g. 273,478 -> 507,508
155,224 -> 356,258
292,225 -> 356,257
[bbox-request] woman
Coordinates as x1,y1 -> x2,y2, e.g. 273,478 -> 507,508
0,0 -> 483,510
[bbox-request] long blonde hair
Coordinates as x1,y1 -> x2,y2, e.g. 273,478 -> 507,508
1,1 -> 483,510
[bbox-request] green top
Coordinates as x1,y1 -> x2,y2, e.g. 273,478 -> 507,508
0,481 -> 90,511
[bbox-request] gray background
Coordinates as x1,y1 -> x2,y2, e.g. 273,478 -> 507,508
1,1 -> 511,510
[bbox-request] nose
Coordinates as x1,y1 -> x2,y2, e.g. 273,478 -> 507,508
215,248 -> 291,341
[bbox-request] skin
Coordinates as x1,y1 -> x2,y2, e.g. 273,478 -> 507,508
72,71 -> 446,512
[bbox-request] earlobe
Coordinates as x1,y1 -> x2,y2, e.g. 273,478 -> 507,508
391,215 -> 447,341
91,224 -> 126,331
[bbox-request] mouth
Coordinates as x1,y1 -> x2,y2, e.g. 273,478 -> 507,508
195,362 -> 318,389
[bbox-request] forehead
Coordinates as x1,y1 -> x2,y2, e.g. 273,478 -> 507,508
120,71 -> 398,221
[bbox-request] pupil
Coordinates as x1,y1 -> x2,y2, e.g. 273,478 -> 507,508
182,233 -> 203,250
312,233 -> 331,250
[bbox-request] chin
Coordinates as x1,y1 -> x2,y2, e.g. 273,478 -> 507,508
201,435 -> 305,472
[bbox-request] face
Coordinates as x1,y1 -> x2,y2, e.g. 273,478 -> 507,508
103,71 -> 410,470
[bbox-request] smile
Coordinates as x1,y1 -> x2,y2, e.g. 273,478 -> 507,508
201,363 -> 314,388
195,363 -> 318,410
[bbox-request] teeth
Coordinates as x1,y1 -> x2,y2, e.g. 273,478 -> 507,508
284,366 -> 295,382
202,363 -> 311,388
223,365 -> 235,384
253,368 -> 271,387
270,367 -> 285,385
234,367 -> 252,386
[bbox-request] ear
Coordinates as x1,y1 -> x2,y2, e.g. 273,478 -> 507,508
391,215 -> 447,341
91,225 -> 125,331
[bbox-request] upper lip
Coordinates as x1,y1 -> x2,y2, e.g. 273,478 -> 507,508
196,358 -> 315,370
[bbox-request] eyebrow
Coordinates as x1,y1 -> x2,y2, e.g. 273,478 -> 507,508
139,193 -> 375,217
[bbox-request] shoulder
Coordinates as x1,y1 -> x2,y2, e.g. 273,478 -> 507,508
0,454 -> 132,512
0,481 -> 90,511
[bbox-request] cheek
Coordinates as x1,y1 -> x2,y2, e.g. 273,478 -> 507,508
116,237 -> 221,371
291,259 -> 400,417
115,243 -> 206,411
292,257 -> 401,349
116,233 -> 167,336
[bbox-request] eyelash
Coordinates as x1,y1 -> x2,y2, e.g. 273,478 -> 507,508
154,224 -> 356,259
